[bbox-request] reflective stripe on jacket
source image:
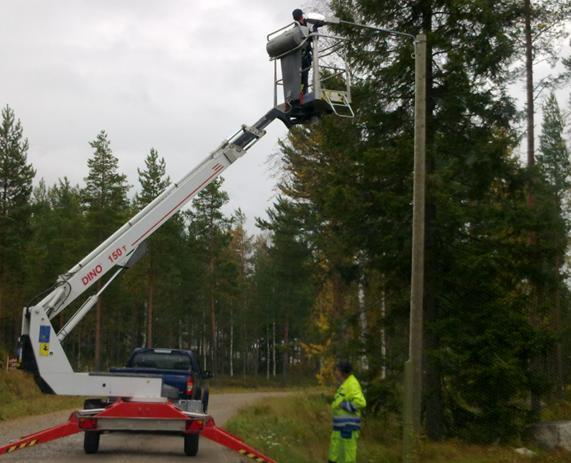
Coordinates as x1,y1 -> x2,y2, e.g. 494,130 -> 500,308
331,374 -> 366,431
332,415 -> 362,431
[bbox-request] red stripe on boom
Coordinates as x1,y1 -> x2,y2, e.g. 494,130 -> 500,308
131,164 -> 224,247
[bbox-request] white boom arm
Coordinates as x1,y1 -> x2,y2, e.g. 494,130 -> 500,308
19,108 -> 287,397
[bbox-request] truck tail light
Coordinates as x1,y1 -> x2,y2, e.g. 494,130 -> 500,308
186,376 -> 194,395
78,417 -> 98,430
186,419 -> 204,433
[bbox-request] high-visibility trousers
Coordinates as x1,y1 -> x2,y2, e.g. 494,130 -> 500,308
328,429 -> 359,463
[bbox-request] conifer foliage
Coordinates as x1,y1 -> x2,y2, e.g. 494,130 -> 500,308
0,2 -> 570,443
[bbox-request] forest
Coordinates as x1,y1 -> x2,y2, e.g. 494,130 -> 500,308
1,0 -> 571,445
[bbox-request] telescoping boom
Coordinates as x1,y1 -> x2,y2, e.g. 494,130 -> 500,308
18,14 -> 354,398
18,108 -> 289,397
7,15 -> 354,461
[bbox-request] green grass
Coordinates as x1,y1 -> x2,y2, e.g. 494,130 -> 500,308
208,373 -> 319,393
542,387 -> 571,422
226,393 -> 571,463
0,368 -> 313,421
0,369 -> 82,421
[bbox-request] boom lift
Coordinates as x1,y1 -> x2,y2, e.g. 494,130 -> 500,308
0,14 -> 352,460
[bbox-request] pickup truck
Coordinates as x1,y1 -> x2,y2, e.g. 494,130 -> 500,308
110,347 -> 212,406
80,348 -> 213,456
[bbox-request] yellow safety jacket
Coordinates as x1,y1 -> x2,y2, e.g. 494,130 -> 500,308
331,374 -> 366,434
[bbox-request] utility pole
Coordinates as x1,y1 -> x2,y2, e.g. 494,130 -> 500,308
403,33 -> 427,463
315,16 -> 425,461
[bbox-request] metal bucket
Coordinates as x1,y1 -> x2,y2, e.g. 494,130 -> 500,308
266,25 -> 308,59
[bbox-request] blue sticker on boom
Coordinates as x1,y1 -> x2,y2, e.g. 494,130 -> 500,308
39,325 -> 51,343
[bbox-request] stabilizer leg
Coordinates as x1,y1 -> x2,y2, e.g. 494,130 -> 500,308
202,417 -> 277,463
0,412 -> 80,455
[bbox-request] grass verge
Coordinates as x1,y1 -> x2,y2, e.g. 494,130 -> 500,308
226,393 -> 571,463
209,374 -> 318,393
0,369 -> 82,421
542,387 -> 571,422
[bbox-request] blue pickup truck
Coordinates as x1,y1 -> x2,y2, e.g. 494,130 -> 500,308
81,348 -> 213,456
111,348 -> 212,405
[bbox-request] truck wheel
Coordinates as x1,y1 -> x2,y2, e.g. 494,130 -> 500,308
201,388 -> 209,413
184,434 -> 199,456
84,431 -> 100,454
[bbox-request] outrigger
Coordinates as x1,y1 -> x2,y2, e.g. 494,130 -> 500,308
0,13 -> 353,460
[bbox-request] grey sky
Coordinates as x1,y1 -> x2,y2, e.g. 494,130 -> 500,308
1,0 -> 308,232
1,2 -> 569,234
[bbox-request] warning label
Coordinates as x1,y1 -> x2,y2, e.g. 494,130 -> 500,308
39,343 -> 50,356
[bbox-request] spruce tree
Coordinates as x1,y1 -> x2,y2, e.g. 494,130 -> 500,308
0,105 -> 35,350
185,178 -> 232,374
136,148 -> 170,207
538,93 -> 570,200
82,130 -> 129,369
257,197 -> 315,378
135,148 -> 180,348
272,0 -> 550,440
537,93 -> 570,394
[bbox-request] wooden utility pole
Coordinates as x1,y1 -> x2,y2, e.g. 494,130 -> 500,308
524,0 -> 535,169
403,33 -> 427,463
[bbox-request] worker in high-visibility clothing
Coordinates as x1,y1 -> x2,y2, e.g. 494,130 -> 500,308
328,361 -> 366,463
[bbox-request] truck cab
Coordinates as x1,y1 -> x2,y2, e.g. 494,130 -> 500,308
111,348 -> 212,403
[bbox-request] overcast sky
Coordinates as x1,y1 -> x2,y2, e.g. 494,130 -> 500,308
1,0 -> 310,232
1,2 -> 569,234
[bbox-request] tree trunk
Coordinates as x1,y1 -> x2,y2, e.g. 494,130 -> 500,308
210,292 -> 216,373
76,324 -> 82,371
524,0 -> 543,418
525,0 -> 535,169
419,3 -> 446,441
272,320 -> 277,377
358,276 -> 369,371
202,308 -> 207,370
282,320 -> 289,378
94,282 -> 102,371
242,319 -> 247,378
380,285 -> 387,379
266,324 -> 270,380
554,255 -> 563,395
230,309 -> 234,377
208,248 -> 217,373
146,270 -> 154,348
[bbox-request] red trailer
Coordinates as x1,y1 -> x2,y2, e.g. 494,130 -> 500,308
0,399 -> 275,461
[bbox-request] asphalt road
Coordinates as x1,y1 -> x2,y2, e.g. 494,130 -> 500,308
0,392 -> 288,462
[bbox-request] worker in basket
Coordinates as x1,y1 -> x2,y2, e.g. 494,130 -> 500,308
292,8 -> 312,102
328,361 -> 366,463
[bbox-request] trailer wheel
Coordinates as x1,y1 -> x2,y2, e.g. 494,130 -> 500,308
82,398 -> 104,454
201,388 -> 209,413
184,434 -> 199,456
84,431 -> 100,454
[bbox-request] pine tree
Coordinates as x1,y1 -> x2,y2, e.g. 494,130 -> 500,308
227,210 -> 252,377
519,0 -> 570,167
135,148 -> 181,348
136,148 -> 170,207
273,0 -> 551,440
185,178 -> 232,374
537,93 -> 571,394
0,105 -> 35,350
257,197 -> 315,378
82,130 -> 129,369
538,94 -> 570,200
